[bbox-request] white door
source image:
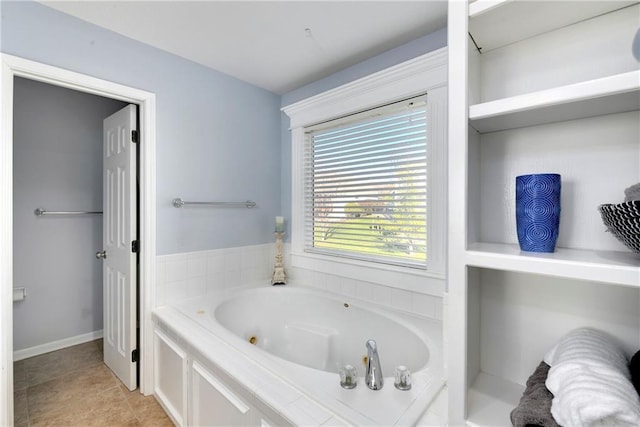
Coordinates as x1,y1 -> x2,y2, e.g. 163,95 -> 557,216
101,104 -> 138,390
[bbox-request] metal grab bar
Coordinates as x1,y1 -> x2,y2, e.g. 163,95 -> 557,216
34,208 -> 103,216
172,198 -> 257,209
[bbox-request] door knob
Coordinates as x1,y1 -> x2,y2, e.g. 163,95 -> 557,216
96,250 -> 107,260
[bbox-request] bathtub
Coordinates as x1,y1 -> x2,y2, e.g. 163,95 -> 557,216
154,284 -> 444,426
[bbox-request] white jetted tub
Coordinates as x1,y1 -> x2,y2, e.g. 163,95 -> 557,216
154,284 -> 444,426
214,286 -> 430,376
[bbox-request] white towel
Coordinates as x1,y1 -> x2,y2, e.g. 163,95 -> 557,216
544,327 -> 628,370
544,327 -> 640,427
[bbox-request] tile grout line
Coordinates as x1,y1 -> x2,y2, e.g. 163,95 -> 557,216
15,339 -> 170,426
118,385 -> 144,425
25,360 -> 105,389
27,386 -> 31,427
111,372 -> 142,425
109,382 -> 140,426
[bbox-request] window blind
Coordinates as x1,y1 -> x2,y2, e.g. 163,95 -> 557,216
304,95 -> 428,268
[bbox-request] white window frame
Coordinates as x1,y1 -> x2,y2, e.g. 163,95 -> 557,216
283,47 -> 447,294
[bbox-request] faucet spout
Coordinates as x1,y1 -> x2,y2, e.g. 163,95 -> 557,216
365,339 -> 384,390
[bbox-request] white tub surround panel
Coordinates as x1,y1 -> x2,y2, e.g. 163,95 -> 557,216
153,327 -> 188,426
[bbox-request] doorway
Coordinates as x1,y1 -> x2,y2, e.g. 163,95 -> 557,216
12,77 -> 128,359
1,53 -> 157,425
13,77 -> 140,391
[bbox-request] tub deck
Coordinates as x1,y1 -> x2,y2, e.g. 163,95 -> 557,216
153,284 -> 445,426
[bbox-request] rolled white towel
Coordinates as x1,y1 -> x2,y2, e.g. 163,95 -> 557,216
624,182 -> 640,202
545,327 -> 640,427
544,327 -> 628,372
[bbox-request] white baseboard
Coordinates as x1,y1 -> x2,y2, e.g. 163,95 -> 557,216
13,330 -> 103,361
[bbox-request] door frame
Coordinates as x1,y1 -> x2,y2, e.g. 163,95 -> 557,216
0,53 -> 157,425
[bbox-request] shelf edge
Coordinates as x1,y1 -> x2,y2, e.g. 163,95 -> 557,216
469,71 -> 640,121
468,0 -> 511,18
465,247 -> 640,287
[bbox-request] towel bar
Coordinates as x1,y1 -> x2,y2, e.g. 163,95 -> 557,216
172,198 -> 256,209
34,208 -> 102,216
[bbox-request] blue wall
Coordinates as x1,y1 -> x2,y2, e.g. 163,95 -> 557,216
2,0 -> 446,253
279,28 -> 448,237
1,1 -> 282,255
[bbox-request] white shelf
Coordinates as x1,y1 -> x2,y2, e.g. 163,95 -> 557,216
469,71 -> 640,133
468,0 -> 510,18
466,372 -> 524,427
469,1 -> 637,52
466,243 -> 640,287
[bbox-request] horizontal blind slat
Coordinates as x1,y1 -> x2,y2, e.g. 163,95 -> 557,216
314,189 -> 427,197
314,141 -> 426,163
308,160 -> 427,176
312,153 -> 427,171
314,176 -> 426,187
304,97 -> 428,267
312,109 -> 427,144
314,124 -> 427,154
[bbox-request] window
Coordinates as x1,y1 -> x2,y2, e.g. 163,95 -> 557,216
284,48 -> 447,283
304,96 -> 428,268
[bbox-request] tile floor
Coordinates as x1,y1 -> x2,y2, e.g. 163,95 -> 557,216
13,339 -> 173,426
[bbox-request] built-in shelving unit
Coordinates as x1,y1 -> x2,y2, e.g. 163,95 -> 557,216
448,1 -> 640,426
466,373 -> 524,427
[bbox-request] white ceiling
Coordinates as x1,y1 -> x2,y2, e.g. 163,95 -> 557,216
39,1 -> 447,94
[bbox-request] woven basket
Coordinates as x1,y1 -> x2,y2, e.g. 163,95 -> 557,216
598,200 -> 640,254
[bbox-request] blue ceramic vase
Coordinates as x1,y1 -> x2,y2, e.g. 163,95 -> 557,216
516,173 -> 561,253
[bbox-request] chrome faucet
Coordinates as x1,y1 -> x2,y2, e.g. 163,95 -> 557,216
365,339 -> 384,390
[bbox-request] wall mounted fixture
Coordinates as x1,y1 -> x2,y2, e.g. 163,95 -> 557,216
171,198 -> 257,209
34,208 -> 102,216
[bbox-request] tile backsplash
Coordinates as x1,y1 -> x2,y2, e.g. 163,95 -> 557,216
155,243 -> 275,306
288,267 -> 443,321
156,243 -> 442,321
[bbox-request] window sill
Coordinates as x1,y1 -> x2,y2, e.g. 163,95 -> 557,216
289,250 -> 445,297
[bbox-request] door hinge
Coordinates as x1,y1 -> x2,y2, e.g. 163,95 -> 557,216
131,130 -> 139,143
131,240 -> 139,253
132,349 -> 139,363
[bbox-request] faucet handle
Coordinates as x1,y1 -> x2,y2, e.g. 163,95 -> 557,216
394,365 -> 412,390
339,365 -> 358,389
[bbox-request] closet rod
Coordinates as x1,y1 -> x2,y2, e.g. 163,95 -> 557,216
172,198 -> 257,209
34,208 -> 103,216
